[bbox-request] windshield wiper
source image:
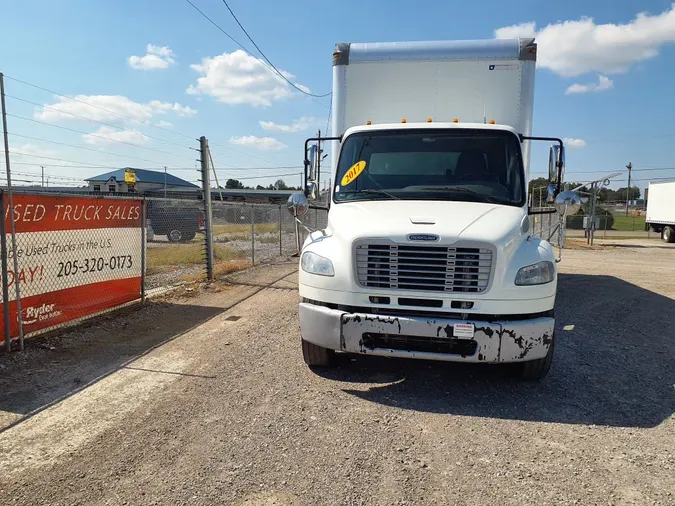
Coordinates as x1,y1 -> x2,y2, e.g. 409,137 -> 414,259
418,186 -> 499,204
340,189 -> 399,200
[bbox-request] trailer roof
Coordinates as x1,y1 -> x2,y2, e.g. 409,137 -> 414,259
335,38 -> 536,65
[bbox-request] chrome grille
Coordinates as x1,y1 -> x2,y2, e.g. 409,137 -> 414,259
356,243 -> 492,293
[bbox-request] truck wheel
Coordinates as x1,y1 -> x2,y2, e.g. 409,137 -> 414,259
518,332 -> 555,380
301,339 -> 335,367
167,229 -> 184,243
663,226 -> 675,243
181,231 -> 196,242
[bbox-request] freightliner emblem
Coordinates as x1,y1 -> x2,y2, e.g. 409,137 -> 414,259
407,234 -> 439,242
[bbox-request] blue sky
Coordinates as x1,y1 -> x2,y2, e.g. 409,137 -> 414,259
2,0 -> 675,193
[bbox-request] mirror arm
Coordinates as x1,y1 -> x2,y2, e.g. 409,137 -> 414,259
520,135 -> 565,194
303,135 -> 342,188
528,208 -> 557,216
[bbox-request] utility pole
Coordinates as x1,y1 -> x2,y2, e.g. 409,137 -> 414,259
625,161 -> 632,216
0,72 -> 24,350
163,166 -> 167,198
199,136 -> 214,281
41,166 -> 45,187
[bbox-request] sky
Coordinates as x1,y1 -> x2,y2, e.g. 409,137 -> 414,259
2,0 -> 675,193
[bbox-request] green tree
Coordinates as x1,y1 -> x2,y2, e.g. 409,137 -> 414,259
225,179 -> 245,189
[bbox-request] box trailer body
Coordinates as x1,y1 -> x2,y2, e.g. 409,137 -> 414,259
295,38 -> 568,380
645,181 -> 675,243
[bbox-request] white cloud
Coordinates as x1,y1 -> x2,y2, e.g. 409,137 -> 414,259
149,100 -> 197,117
128,44 -> 176,70
259,116 -> 316,133
563,138 -> 587,149
565,75 -> 614,95
156,120 -> 173,128
187,50 -> 310,107
494,4 -> 675,77
229,136 -> 287,151
36,95 -> 197,123
82,126 -> 148,146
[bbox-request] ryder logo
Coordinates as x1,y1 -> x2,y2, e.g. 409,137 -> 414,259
21,303 -> 62,325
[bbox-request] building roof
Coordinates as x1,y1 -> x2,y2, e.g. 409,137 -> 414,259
86,168 -> 198,188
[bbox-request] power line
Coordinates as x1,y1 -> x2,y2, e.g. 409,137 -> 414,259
5,94 -> 194,150
183,0 -> 329,109
222,171 -> 300,181
220,0 -> 331,99
531,166 -> 675,177
3,75 -> 199,141
7,132 -> 193,169
6,113 -> 196,161
2,150 -> 120,169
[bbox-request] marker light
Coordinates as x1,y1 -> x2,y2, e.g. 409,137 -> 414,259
453,118 -> 459,123
401,118 -> 407,123
426,117 -> 433,123
366,120 -> 372,125
489,119 -> 495,124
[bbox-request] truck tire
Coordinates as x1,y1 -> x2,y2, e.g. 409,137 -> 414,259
182,231 -> 197,242
167,229 -> 184,243
301,339 -> 335,367
518,332 -> 555,380
663,226 -> 675,243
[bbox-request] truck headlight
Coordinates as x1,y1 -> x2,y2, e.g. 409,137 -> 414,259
301,251 -> 335,277
515,261 -> 555,286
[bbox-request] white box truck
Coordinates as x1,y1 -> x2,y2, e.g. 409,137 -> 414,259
645,180 -> 675,242
287,38 -> 580,379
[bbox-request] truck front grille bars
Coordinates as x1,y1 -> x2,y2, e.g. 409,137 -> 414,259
355,243 -> 492,293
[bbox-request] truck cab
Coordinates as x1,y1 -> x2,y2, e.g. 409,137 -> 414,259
288,38 -> 580,379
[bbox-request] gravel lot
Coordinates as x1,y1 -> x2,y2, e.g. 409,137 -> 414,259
0,243 -> 673,505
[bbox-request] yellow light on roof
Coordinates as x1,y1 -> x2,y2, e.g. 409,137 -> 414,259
401,118 -> 407,123
453,117 -> 459,123
489,119 -> 495,124
366,120 -> 372,125
427,117 -> 433,123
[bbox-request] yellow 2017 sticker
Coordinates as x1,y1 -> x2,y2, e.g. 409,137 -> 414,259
341,161 -> 367,186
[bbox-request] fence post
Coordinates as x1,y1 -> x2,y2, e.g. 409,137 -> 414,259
251,206 -> 255,266
1,72 -> 23,351
1,191 -> 10,352
278,205 -> 282,257
140,198 -> 146,303
200,136 -> 214,281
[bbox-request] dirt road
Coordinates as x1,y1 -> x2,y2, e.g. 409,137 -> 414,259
1,246 -> 673,505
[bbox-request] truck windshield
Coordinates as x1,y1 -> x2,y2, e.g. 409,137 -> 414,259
333,129 -> 525,206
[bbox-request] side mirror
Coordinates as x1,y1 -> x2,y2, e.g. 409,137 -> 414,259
548,144 -> 565,184
305,181 -> 318,201
545,184 -> 556,204
287,192 -> 309,217
554,190 -> 581,216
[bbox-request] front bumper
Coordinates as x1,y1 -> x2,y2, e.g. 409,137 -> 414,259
299,303 -> 554,363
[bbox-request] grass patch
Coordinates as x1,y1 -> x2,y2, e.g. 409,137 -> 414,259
147,243 -> 245,275
611,214 -> 646,232
213,223 -> 279,235
257,235 -> 280,244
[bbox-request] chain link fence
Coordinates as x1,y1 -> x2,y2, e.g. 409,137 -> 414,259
144,197 -> 207,290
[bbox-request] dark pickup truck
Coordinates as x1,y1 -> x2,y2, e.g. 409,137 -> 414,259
146,200 -> 204,243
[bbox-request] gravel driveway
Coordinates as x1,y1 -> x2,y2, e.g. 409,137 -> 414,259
0,244 -> 673,505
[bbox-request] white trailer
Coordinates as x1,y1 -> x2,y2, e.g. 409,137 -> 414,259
288,38 -> 578,380
646,181 -> 675,242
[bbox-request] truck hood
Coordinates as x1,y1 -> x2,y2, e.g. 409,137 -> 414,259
325,200 -> 526,245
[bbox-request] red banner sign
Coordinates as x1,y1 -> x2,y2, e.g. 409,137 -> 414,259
1,194 -> 143,337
